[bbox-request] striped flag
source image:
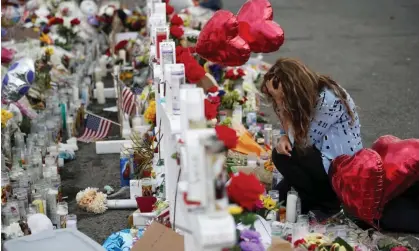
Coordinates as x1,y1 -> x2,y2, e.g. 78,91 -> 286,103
121,86 -> 136,115
77,113 -> 112,142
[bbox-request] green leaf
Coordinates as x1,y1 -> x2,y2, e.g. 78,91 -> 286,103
241,213 -> 258,226
333,237 -> 354,251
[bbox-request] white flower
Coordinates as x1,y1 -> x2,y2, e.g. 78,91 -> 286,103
50,33 -> 60,41
34,5 -> 50,17
104,6 -> 115,16
23,22 -> 34,28
63,17 -> 72,29
72,25 -> 80,33
57,36 -> 67,44
35,16 -> 49,26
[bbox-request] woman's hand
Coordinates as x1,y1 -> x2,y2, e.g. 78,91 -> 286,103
276,135 -> 292,156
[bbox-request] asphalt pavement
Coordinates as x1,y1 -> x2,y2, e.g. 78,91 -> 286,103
63,0 -> 419,244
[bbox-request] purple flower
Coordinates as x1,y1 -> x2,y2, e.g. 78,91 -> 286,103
239,241 -> 265,251
240,229 -> 261,242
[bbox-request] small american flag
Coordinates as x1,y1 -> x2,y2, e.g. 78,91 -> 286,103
121,86 -> 136,115
78,113 -> 112,142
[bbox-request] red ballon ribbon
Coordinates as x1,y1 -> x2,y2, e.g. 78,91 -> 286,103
371,135 -> 419,207
330,149 -> 384,227
196,0 -> 284,66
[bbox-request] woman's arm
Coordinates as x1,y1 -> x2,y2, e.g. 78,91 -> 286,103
309,90 -> 345,144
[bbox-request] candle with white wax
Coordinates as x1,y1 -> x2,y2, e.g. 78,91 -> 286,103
72,85 -> 79,102
118,49 -> 127,65
95,81 -> 106,104
286,190 -> 298,223
66,214 -> 77,229
94,67 -> 103,82
122,116 -> 132,140
99,55 -> 108,72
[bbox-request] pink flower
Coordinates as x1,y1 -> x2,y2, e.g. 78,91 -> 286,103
391,247 -> 409,251
255,200 -> 264,209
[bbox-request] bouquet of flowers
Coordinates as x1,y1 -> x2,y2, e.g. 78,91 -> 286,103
293,234 -> 354,251
255,194 -> 282,218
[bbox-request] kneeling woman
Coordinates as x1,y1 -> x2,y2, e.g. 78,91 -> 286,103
261,58 -> 419,232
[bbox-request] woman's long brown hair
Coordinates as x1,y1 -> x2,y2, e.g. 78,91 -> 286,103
261,58 -> 355,148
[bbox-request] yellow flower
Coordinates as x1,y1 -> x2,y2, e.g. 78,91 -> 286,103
228,205 -> 243,215
263,197 -> 276,210
183,16 -> 191,27
120,72 -> 133,81
33,27 -> 40,33
45,47 -> 54,56
1,109 -> 13,128
126,16 -> 136,24
144,101 -> 156,124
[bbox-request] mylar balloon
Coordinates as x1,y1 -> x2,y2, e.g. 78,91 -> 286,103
371,135 -> 419,206
196,10 -> 251,66
80,0 -> 98,16
2,58 -> 35,103
236,0 -> 284,53
330,149 -> 384,226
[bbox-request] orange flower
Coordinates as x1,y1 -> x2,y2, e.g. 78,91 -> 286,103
39,33 -> 53,45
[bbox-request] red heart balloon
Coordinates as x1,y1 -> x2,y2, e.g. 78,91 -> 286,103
330,149 -> 384,225
371,135 -> 419,205
236,0 -> 285,53
196,10 -> 251,66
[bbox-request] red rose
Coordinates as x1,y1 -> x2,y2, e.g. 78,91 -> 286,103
170,25 -> 184,39
204,99 -> 219,120
170,14 -> 184,26
308,244 -> 317,251
115,40 -> 128,51
237,68 -> 245,76
176,46 -> 205,83
215,125 -> 238,149
48,17 -> 64,25
105,48 -> 111,57
185,59 -> 205,83
293,239 -> 307,247
166,4 -> 174,15
226,172 -> 264,210
224,69 -> 235,79
70,18 -> 80,26
207,86 -> 219,93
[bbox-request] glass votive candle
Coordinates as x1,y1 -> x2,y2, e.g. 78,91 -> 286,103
247,152 -> 258,167
66,214 -> 77,229
297,214 -> 309,224
272,129 -> 282,148
268,190 -> 280,203
292,221 -> 310,244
